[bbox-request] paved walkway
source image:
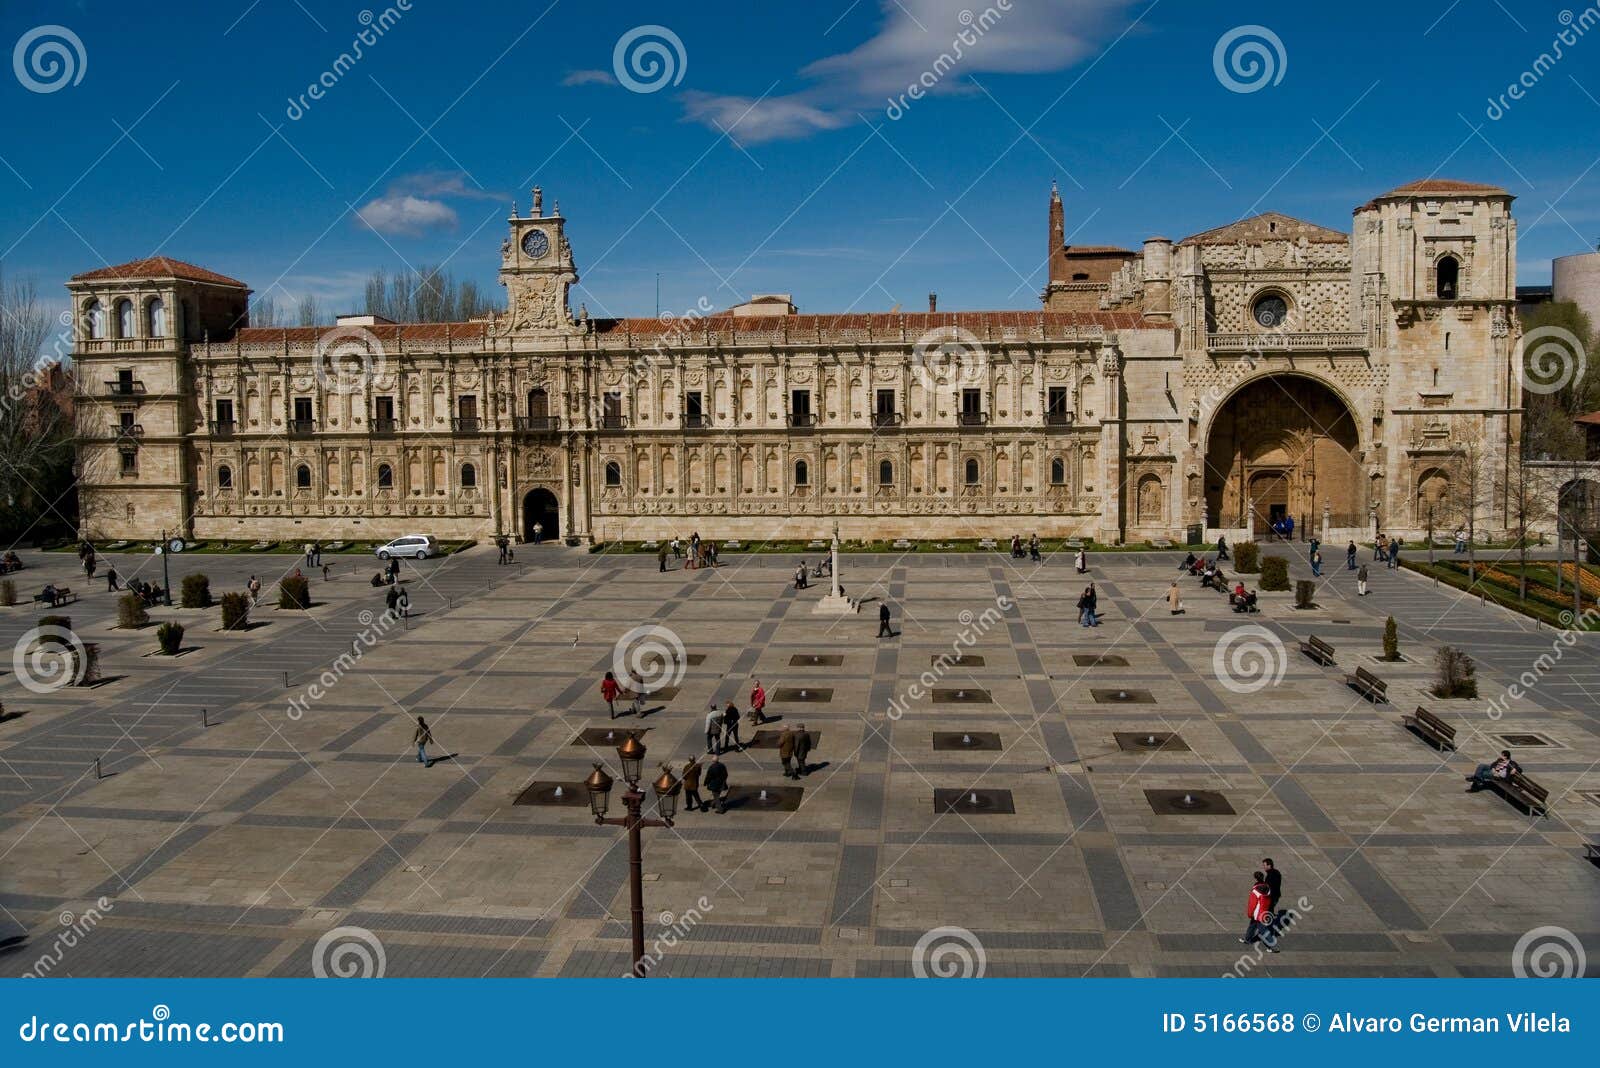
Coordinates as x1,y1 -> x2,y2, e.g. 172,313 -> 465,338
1,543 -> 1596,977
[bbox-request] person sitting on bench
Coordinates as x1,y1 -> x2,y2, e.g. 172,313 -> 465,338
1466,750 -> 1519,792
40,583 -> 59,606
1236,590 -> 1258,613
1179,552 -> 1197,572
1230,580 -> 1246,605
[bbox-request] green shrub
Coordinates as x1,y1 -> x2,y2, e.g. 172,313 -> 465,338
220,592 -> 250,631
1260,556 -> 1289,591
156,621 -> 185,655
1382,616 -> 1399,661
37,614 -> 72,643
1294,579 -> 1314,609
1432,645 -> 1478,698
1234,542 -> 1260,574
117,595 -> 148,628
0,579 -> 14,606
279,574 -> 311,610
180,573 -> 211,608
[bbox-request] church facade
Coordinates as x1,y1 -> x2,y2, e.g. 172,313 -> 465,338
70,179 -> 1523,545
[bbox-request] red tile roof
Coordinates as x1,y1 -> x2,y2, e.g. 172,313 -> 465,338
71,256 -> 249,288
1376,178 -> 1510,198
235,322 -> 484,343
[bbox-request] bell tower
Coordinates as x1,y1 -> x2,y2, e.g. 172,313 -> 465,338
498,186 -> 580,334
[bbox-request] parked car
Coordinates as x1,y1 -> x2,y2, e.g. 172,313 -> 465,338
374,535 -> 439,560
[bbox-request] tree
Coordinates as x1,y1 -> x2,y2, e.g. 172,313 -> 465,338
363,264 -> 498,322
1519,300 -> 1598,462
0,266 -> 76,540
296,294 -> 325,327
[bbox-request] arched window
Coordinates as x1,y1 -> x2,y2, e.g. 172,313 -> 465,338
461,463 -> 476,488
147,298 -> 166,337
794,459 -> 809,487
217,465 -> 233,489
115,299 -> 135,338
86,300 -> 106,339
964,457 -> 980,485
1050,457 -> 1066,485
604,460 -> 622,486
878,459 -> 894,485
295,464 -> 312,489
377,463 -> 394,489
1436,255 -> 1459,300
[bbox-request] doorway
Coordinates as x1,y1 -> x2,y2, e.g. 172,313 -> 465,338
522,488 -> 559,543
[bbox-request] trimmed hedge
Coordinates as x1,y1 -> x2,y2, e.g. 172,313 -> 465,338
117,594 -> 149,628
1382,616 -> 1399,661
1234,542 -> 1260,574
1260,556 -> 1290,591
220,592 -> 250,631
156,621 -> 185,655
279,574 -> 311,610
0,579 -> 14,606
1294,579 -> 1314,609
180,573 -> 211,608
38,614 -> 72,643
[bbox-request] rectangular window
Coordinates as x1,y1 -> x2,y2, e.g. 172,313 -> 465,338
961,389 -> 982,414
215,398 -> 234,424
602,392 -> 623,428
875,389 -> 896,415
293,397 -> 313,422
116,368 -> 134,392
685,391 -> 703,416
374,396 -> 394,421
790,389 -> 811,415
119,449 -> 137,475
118,410 -> 135,430
1047,387 -> 1068,417
457,395 -> 477,419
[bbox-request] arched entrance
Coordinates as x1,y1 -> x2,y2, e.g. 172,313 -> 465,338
522,488 -> 560,543
1204,374 -> 1362,535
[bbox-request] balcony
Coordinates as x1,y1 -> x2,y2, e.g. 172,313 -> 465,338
513,415 -> 560,434
113,423 -> 144,440
787,411 -> 817,429
1044,411 -> 1073,427
871,412 -> 902,428
288,419 -> 318,436
957,411 -> 989,428
1206,331 -> 1366,353
681,413 -> 711,430
451,417 -> 482,434
210,420 -> 236,438
600,414 -> 627,430
370,418 -> 398,435
104,379 -> 146,397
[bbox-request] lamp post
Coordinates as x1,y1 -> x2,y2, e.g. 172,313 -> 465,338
585,733 -> 677,977
156,529 -> 173,606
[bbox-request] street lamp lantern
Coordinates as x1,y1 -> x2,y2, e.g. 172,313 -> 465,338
652,764 -> 679,821
584,762 -> 614,820
616,732 -> 647,785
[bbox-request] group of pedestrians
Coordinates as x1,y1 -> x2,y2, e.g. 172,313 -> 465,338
1008,534 -> 1041,561
678,754 -> 729,813
1240,858 -> 1285,952
1077,583 -> 1100,626
495,535 -> 517,564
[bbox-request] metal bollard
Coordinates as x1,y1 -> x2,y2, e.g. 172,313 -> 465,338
284,671 -> 289,688
201,707 -> 208,727
94,757 -> 102,780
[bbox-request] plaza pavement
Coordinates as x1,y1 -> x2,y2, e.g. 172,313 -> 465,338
0,539 -> 1597,978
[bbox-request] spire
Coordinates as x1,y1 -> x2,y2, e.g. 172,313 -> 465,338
1048,182 -> 1067,286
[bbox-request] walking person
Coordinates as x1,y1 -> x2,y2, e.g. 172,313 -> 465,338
1167,580 -> 1185,615
1239,871 -> 1277,951
1310,549 -> 1322,577
1029,533 -> 1041,562
247,574 -> 261,605
658,543 -> 669,572
601,671 -> 622,720
1216,535 -> 1230,561
104,564 -> 119,591
778,725 -> 797,779
704,703 -> 723,754
681,756 -> 704,812
749,679 -> 767,726
1454,527 -> 1466,554
1346,540 -> 1358,570
1076,586 -> 1091,627
1074,547 -> 1088,574
385,583 -> 400,618
532,521 -> 544,546
793,722 -> 813,777
396,585 -> 410,619
1261,858 -> 1283,935
1357,562 -> 1369,596
878,602 -> 894,638
321,562 -> 331,582
1085,582 -> 1099,626
413,716 -> 434,768
1389,536 -> 1402,570
721,701 -> 743,752
703,754 -> 729,814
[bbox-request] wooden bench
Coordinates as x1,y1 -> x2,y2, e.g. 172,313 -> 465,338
1402,705 -> 1456,751
32,587 -> 78,607
1299,635 -> 1336,666
1583,840 -> 1599,864
1485,771 -> 1549,817
1345,665 -> 1387,703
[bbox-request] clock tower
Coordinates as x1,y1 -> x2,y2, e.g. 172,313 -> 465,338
498,185 -> 580,335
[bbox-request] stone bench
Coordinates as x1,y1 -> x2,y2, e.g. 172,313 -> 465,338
1402,705 -> 1456,751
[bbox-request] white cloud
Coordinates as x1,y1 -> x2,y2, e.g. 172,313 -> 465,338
682,0 -> 1136,142
563,68 -> 616,86
357,194 -> 459,236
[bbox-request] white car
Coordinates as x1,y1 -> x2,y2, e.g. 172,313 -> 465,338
374,535 -> 438,560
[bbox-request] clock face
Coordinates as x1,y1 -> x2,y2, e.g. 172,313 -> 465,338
521,229 -> 549,258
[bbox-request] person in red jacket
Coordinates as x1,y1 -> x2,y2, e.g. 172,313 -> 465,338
748,679 -> 767,726
600,671 -> 624,720
1238,871 -> 1278,951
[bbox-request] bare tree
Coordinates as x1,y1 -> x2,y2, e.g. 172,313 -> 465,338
296,294 -> 324,327
0,266 -> 75,540
363,264 -> 498,322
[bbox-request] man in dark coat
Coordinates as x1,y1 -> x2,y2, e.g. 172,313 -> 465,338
721,701 -> 742,752
793,723 -> 813,777
778,726 -> 797,779
878,602 -> 893,638
703,755 -> 729,813
681,756 -> 704,812
1261,857 -> 1282,929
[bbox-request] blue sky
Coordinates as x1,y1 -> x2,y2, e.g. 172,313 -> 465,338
2,0 -> 1597,324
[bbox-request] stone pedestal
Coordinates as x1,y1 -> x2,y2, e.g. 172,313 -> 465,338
812,523 -> 855,616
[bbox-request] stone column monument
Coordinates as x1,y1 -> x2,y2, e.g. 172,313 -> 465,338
812,520 -> 854,615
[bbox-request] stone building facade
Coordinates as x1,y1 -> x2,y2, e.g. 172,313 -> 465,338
70,179 -> 1524,544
